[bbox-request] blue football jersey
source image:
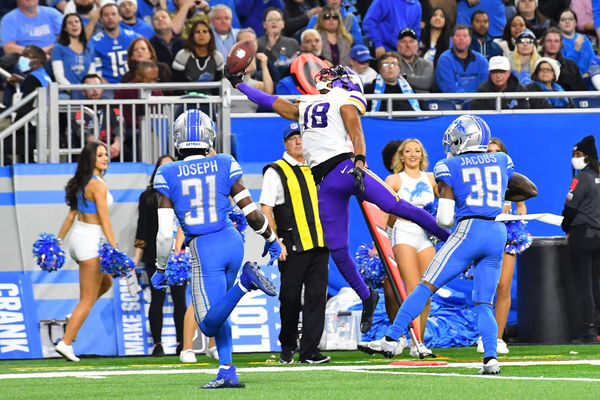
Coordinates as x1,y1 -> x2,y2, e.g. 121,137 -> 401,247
154,154 -> 243,243
433,152 -> 514,220
92,28 -> 140,83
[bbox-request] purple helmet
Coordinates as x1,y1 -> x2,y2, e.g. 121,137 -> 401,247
315,65 -> 364,93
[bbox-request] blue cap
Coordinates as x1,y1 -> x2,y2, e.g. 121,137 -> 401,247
283,122 -> 300,140
350,45 -> 373,62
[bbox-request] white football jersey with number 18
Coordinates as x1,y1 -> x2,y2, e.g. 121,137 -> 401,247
297,87 -> 367,168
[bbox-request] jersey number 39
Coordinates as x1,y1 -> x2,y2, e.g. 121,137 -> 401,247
462,166 -> 502,208
182,176 -> 217,225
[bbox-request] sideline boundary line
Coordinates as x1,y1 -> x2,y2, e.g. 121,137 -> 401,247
1,359 -> 600,381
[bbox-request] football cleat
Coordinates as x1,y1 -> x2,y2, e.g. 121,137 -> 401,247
478,358 -> 500,375
240,261 -> 277,296
357,338 -> 401,358
360,289 -> 380,333
496,339 -> 509,354
202,366 -> 244,389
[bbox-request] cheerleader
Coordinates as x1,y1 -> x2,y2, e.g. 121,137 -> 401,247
54,142 -> 116,361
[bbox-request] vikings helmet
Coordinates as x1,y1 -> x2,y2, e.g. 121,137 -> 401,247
315,65 -> 364,93
442,115 -> 491,157
173,109 -> 217,154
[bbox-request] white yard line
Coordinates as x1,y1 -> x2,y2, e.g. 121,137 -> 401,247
1,360 -> 599,381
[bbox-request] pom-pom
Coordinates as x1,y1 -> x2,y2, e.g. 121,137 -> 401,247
355,244 -> 386,289
98,242 -> 135,277
165,252 -> 191,286
504,219 -> 532,255
32,233 -> 65,272
423,201 -> 441,244
229,206 -> 248,242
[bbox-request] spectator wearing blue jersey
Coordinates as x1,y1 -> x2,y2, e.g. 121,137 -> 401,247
305,0 -> 364,47
1,0 -> 64,56
235,0 -> 285,37
457,0 -> 506,38
171,0 -> 210,39
149,8 -> 184,66
209,4 -> 238,61
92,2 -> 140,84
118,0 -> 155,38
363,0 -> 422,59
435,24 -> 489,98
51,13 -> 96,98
558,9 -> 594,74
151,109 -> 281,388
469,10 -> 503,61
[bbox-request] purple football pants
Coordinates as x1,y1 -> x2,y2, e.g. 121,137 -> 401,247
318,159 -> 449,300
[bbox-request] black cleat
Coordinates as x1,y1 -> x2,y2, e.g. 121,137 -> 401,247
360,289 -> 380,333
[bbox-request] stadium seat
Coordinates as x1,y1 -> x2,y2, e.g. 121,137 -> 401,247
573,97 -> 600,108
423,99 -> 456,111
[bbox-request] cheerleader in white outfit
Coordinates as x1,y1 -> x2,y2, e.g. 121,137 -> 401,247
55,142 -> 116,362
383,139 -> 439,357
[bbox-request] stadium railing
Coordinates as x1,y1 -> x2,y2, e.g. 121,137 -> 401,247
0,81 -> 598,165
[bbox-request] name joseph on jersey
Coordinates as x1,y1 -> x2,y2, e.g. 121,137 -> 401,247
176,159 -> 219,177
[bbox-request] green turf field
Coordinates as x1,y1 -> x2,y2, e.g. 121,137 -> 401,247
2,344 -> 600,399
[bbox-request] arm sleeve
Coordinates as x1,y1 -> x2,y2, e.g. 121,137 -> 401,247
51,59 -> 70,85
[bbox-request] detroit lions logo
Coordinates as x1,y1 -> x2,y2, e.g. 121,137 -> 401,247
404,181 -> 432,202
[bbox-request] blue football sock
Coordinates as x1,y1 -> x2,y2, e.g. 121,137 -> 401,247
200,283 -> 245,337
215,321 -> 233,365
475,303 -> 497,359
386,283 -> 432,341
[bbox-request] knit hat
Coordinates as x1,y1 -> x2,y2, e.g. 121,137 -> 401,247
381,139 -> 403,173
534,57 -> 560,79
574,136 -> 598,159
517,28 -> 536,42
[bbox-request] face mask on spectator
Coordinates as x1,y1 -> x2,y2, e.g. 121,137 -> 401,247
16,56 -> 32,73
571,157 -> 588,170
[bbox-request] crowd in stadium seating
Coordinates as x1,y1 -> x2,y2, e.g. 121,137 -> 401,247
1,0 -> 599,111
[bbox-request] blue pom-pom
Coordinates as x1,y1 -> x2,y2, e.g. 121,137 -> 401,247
32,233 -> 65,272
355,244 -> 386,289
229,207 -> 248,242
165,252 -> 191,286
504,219 -> 532,255
98,242 -> 135,277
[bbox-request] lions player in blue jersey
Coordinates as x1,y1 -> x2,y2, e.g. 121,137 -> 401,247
150,109 -> 282,388
359,115 -> 537,374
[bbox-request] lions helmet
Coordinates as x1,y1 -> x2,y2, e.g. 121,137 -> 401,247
173,109 -> 216,153
443,115 -> 491,157
315,65 -> 364,93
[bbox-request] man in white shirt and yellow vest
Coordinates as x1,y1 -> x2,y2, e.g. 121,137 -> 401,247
260,122 -> 330,365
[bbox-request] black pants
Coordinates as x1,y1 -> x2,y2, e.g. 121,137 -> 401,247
567,225 -> 600,337
278,246 -> 329,359
145,262 -> 188,345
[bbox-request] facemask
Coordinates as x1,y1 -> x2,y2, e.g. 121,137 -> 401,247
16,56 -> 31,73
571,156 -> 588,170
75,3 -> 94,14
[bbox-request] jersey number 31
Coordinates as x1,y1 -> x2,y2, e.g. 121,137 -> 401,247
182,177 -> 217,225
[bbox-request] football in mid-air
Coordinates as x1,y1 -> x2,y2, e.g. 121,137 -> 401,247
226,40 -> 255,74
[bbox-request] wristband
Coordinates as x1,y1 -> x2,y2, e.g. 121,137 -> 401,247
155,262 -> 166,273
238,83 -> 277,110
266,231 -> 276,242
354,154 -> 366,166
